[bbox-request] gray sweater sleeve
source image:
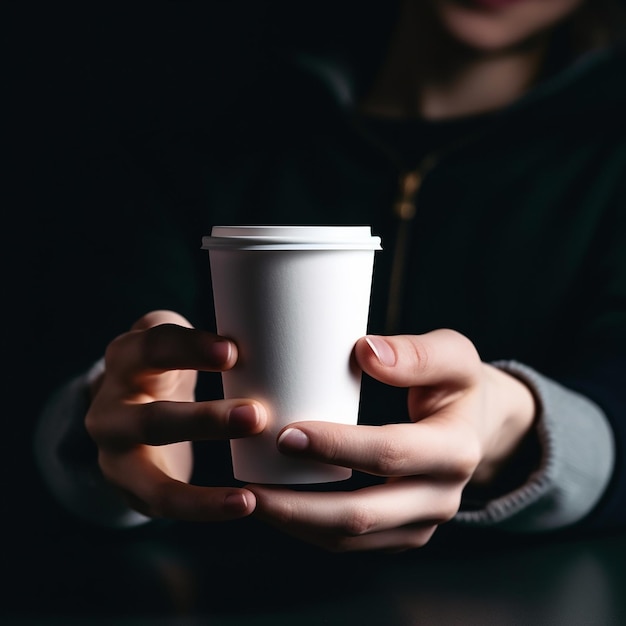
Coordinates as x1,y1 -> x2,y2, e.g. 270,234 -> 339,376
33,359 -> 152,529
455,360 -> 616,531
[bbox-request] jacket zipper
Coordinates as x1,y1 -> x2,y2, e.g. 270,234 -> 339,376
385,156 -> 437,334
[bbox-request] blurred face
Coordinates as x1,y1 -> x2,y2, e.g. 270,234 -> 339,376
429,0 -> 587,51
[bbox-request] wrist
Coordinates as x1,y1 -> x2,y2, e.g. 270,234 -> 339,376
471,363 -> 538,490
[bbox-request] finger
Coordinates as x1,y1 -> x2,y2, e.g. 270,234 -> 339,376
101,448 -> 256,522
276,420 -> 480,479
250,479 -> 460,540
318,523 -> 438,553
128,310 -> 236,373
87,398 -> 267,447
354,329 -> 480,389
105,324 -> 237,379
277,521 -> 438,553
130,310 -> 194,332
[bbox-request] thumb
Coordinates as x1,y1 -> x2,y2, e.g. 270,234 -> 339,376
354,329 -> 481,388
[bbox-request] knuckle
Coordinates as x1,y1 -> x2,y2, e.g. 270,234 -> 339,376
340,505 -> 378,537
440,328 -> 473,349
96,453 -> 131,497
85,411 -> 121,448
315,429 -> 344,463
371,432 -> 406,476
406,526 -> 438,550
450,438 -> 482,481
96,451 -> 114,479
119,490 -> 152,518
103,332 -> 131,367
323,535 -> 357,553
85,406 -> 136,450
105,325 -> 174,371
136,326 -> 172,369
265,500 -> 298,528
145,481 -> 173,519
437,491 -> 463,523
442,329 -> 481,368
84,411 -> 100,442
134,402 -> 161,445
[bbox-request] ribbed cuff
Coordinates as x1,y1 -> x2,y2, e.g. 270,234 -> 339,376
33,359 -> 153,529
455,360 -> 615,532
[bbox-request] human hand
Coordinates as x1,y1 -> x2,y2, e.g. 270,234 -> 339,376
85,310 -> 267,522
249,329 -> 537,552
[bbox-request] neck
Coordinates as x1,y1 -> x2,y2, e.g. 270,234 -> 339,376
359,3 -> 550,120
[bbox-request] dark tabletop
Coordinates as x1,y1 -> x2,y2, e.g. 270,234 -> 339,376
3,514 -> 626,626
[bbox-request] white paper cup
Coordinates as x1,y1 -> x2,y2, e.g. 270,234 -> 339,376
202,226 -> 382,484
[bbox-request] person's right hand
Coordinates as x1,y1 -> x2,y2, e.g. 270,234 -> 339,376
85,310 -> 267,522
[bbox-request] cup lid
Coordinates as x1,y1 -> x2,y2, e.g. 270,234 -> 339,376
201,225 -> 382,251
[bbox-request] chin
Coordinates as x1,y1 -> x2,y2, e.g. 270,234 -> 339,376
431,0 -> 585,53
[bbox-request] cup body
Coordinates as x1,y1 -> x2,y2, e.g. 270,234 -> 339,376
202,226 -> 382,484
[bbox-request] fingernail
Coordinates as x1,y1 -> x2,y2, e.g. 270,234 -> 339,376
224,492 -> 248,514
228,404 -> 259,431
365,336 -> 396,366
210,339 -> 233,364
277,428 -> 309,451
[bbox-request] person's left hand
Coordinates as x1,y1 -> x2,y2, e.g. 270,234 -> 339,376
248,329 -> 537,552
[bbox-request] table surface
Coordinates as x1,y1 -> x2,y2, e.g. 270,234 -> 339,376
3,515 -> 626,626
